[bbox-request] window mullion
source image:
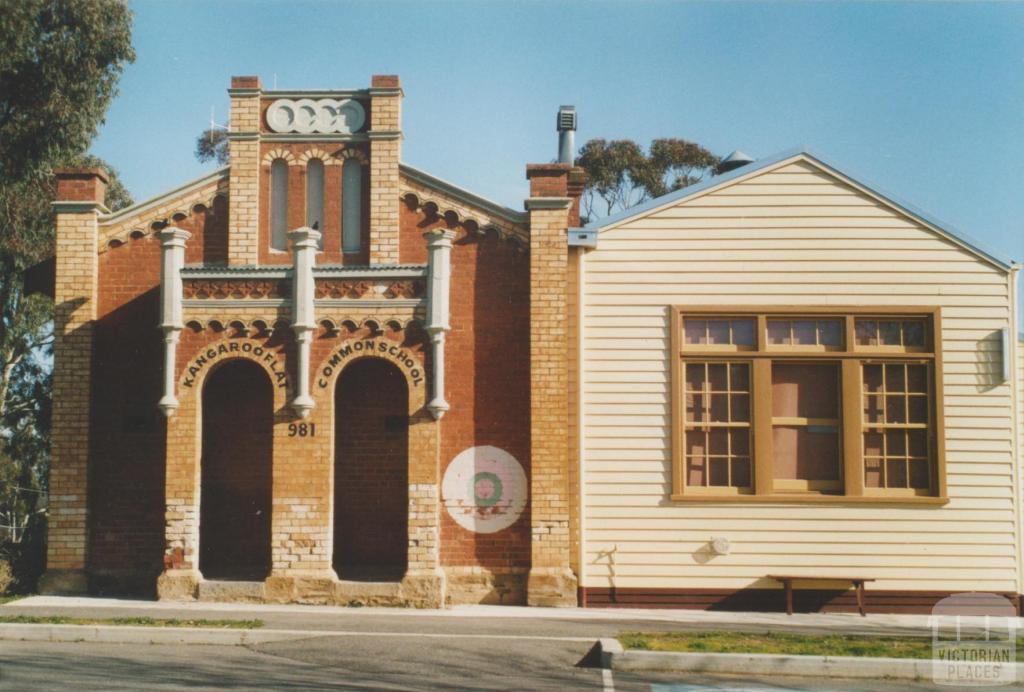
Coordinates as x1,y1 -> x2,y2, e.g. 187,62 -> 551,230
752,358 -> 773,496
841,359 -> 864,496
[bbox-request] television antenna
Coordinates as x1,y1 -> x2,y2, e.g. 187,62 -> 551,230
208,106 -> 229,143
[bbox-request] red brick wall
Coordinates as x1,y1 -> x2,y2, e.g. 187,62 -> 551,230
89,233 -> 166,593
334,357 -> 409,579
399,207 -> 532,569
257,143 -> 370,265
199,359 -> 274,580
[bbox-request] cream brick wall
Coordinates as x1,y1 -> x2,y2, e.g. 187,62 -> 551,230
48,210 -> 99,571
369,92 -> 401,265
527,200 -> 578,605
228,91 -> 261,265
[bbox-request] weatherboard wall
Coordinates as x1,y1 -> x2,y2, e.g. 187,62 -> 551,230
578,158 -> 1019,595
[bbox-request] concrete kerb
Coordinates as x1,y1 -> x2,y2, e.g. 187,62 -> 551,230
595,638 -> 1024,681
0,623 -> 596,647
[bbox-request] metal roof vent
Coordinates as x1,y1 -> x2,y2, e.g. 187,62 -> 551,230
557,105 -> 576,165
716,149 -> 755,174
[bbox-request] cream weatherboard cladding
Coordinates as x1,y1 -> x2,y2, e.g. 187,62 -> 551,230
579,156 -> 1020,595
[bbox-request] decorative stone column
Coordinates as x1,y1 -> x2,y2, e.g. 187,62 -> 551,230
424,229 -> 455,419
39,168 -> 108,595
157,227 -> 191,417
289,227 -> 320,418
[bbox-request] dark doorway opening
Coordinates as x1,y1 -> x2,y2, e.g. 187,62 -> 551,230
334,358 -> 409,581
199,359 -> 273,580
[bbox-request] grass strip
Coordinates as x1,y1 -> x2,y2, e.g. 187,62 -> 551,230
0,595 -> 24,605
620,631 -> 1024,662
0,615 -> 263,629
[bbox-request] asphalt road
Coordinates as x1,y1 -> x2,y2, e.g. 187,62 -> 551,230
0,639 -> 983,691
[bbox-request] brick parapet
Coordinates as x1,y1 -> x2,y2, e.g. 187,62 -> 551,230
369,82 -> 401,265
228,77 -> 261,265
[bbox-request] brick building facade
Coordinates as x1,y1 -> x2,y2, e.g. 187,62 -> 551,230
40,75 -> 582,607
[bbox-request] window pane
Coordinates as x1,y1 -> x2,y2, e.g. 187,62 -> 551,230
342,158 -> 363,253
886,460 -> 907,488
732,458 -> 752,488
907,365 -> 928,393
270,159 -> 289,251
772,425 -> 840,481
709,458 -> 730,486
885,363 -> 905,393
792,320 -> 817,345
687,458 -> 706,486
864,431 -> 884,457
908,429 -> 928,458
684,319 -> 706,345
903,321 -> 925,347
685,363 -> 705,391
306,158 -> 325,249
729,364 -> 749,391
885,396 -> 906,424
879,320 -> 901,346
909,460 -> 930,489
908,396 -> 928,424
819,320 -> 843,347
886,429 -> 906,456
856,320 -> 877,346
685,430 -> 706,457
865,458 -> 883,488
707,320 -> 730,345
731,319 -> 755,346
767,320 -> 790,345
864,395 -> 884,424
709,394 -> 729,422
772,363 -> 839,418
709,428 -> 728,455
730,428 -> 750,456
730,394 -> 750,422
708,364 -> 728,391
863,364 -> 883,393
685,392 -> 702,422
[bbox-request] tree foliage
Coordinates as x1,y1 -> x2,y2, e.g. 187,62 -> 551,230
0,0 -> 134,590
576,137 -> 719,221
0,0 -> 135,183
195,127 -> 229,165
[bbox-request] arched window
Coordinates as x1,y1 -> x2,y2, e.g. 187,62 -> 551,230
306,158 -> 324,249
270,159 -> 289,251
342,158 -> 362,254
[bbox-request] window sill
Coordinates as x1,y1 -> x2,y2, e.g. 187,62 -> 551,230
669,493 -> 949,505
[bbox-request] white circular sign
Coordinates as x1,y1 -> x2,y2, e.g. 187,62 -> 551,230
442,446 -> 527,534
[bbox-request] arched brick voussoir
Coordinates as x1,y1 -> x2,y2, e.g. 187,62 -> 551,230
175,338 -> 292,411
310,336 -> 427,416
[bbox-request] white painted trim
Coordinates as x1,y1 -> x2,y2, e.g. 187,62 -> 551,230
99,167 -> 228,225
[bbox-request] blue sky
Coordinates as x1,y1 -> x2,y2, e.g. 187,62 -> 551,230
93,1 -> 1023,274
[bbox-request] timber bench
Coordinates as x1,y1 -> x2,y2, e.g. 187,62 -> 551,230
767,575 -> 876,617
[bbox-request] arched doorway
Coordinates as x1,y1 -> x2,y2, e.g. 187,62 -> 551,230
334,358 -> 409,581
199,359 -> 273,580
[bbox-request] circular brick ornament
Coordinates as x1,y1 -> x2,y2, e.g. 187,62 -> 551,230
442,446 -> 527,534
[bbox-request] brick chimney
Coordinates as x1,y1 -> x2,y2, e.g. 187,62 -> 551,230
55,167 -> 109,206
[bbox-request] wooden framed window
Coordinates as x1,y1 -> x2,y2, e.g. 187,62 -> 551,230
683,362 -> 752,494
670,307 -> 946,504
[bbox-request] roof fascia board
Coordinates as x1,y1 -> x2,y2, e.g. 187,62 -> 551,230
399,163 -> 528,225
99,166 -> 229,225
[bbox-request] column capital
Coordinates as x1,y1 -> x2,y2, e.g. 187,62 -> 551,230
158,227 -> 192,247
288,226 -> 322,250
423,228 -> 456,246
